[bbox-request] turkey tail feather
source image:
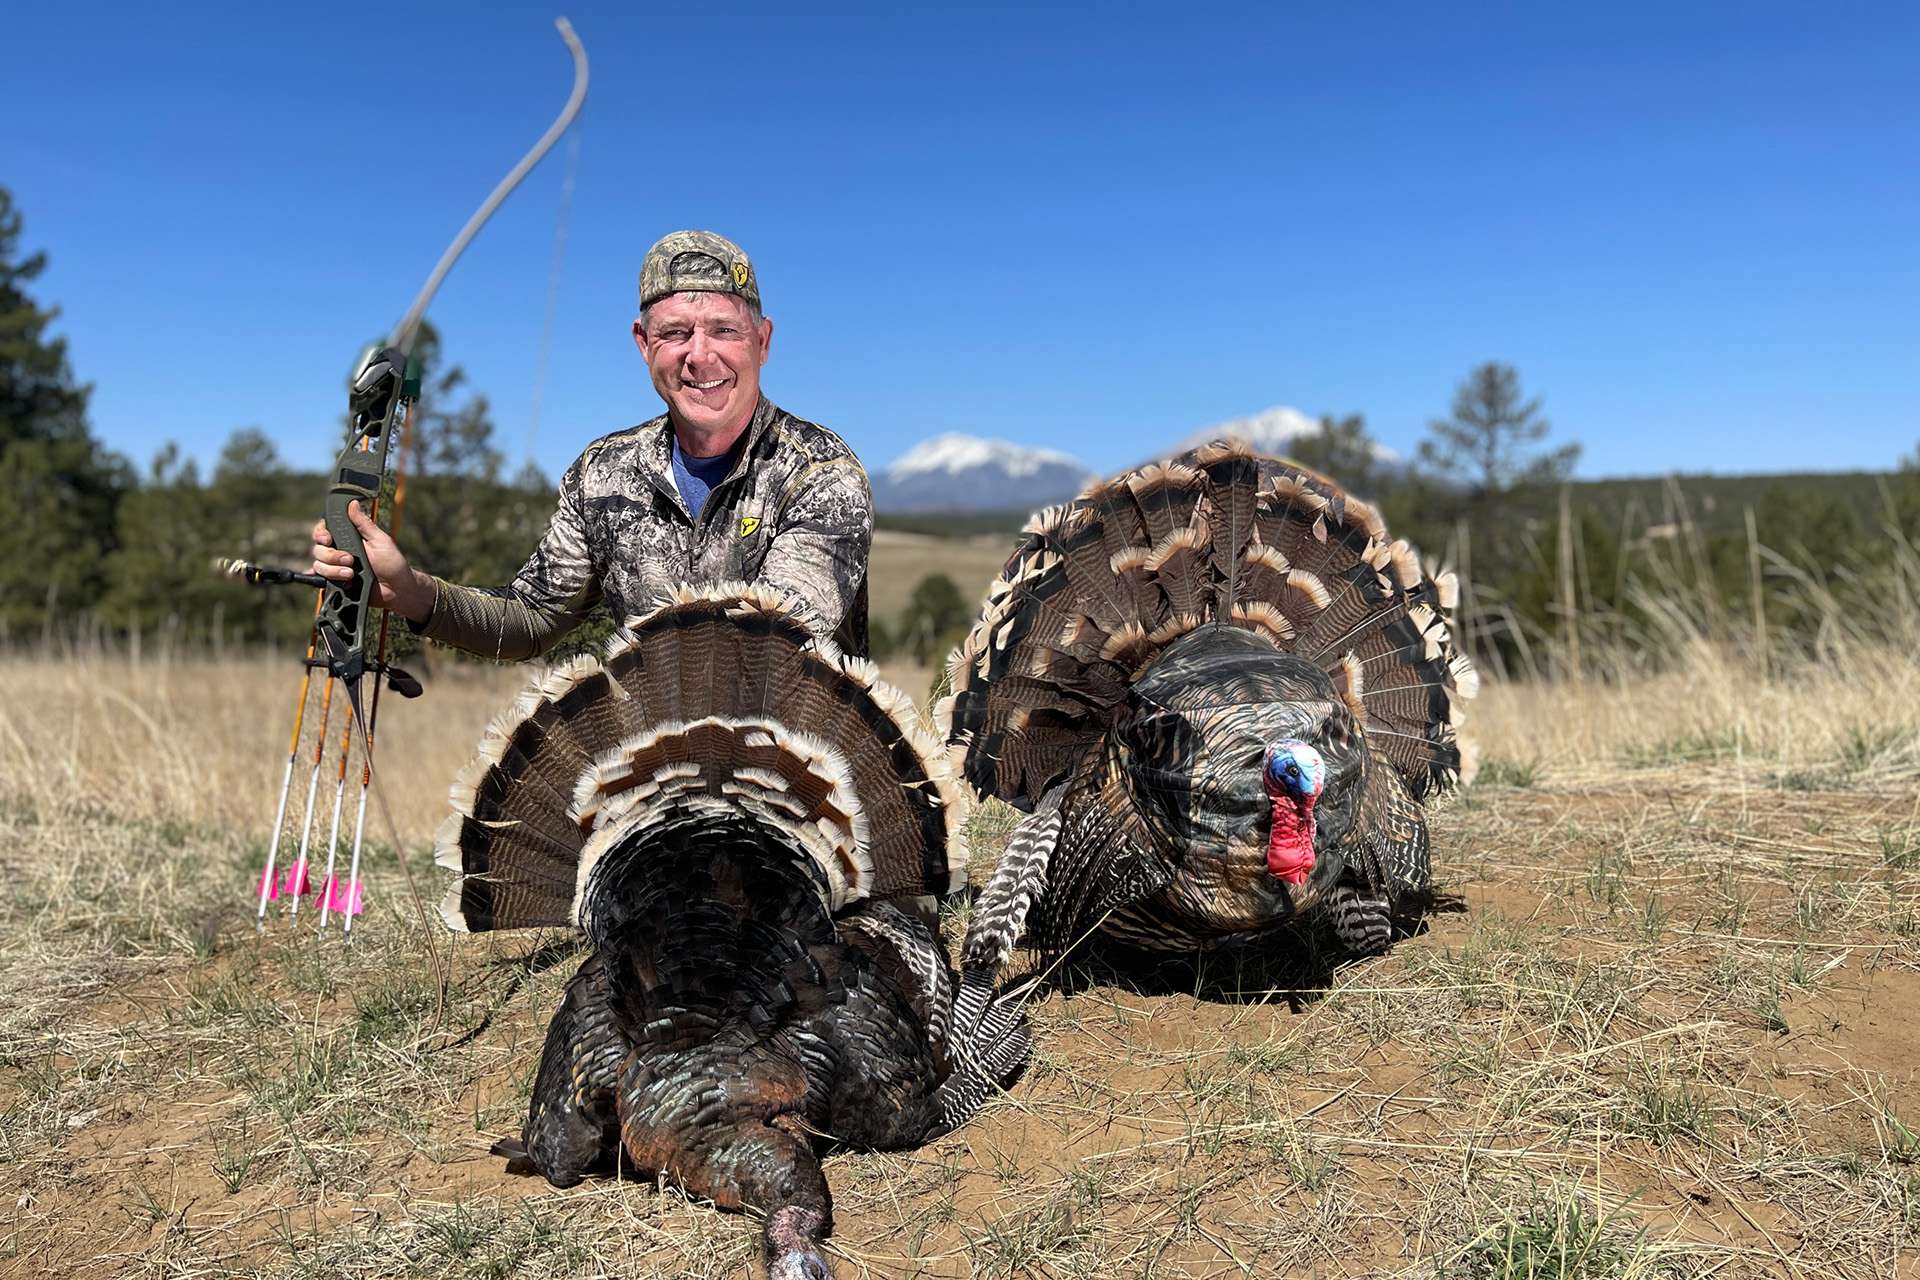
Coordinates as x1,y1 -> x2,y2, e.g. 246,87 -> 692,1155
440,585 -> 966,933
932,967 -> 1034,1135
1192,442 -> 1260,621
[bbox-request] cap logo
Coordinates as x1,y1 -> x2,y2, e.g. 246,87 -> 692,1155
732,261 -> 750,287
739,516 -> 761,537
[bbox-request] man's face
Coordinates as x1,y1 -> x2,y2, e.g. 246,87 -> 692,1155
632,291 -> 772,442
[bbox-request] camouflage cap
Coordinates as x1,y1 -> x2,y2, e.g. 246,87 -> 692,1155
638,230 -> 760,311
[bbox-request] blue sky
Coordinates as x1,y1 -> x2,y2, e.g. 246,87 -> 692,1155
4,1 -> 1915,481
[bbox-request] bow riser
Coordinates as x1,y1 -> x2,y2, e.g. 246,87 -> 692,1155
318,347 -> 416,690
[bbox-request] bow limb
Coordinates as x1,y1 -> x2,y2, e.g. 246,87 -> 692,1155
388,17 -> 590,358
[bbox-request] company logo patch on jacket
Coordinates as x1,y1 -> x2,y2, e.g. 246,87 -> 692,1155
739,516 -> 761,537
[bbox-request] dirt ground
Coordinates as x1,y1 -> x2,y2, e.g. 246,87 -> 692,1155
1,652 -> 1917,1278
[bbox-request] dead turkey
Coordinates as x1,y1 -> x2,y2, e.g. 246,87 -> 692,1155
940,443 -> 1476,1006
437,586 -> 1029,1280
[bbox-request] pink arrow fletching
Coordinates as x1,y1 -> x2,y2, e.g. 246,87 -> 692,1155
324,877 -> 364,916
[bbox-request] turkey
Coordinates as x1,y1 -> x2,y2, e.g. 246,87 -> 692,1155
437,585 -> 1030,1279
940,442 -> 1476,1015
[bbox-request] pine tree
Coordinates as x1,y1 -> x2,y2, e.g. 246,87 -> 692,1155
0,186 -> 130,633
1418,362 -> 1578,499
1289,412 -> 1382,495
1412,362 -> 1579,562
397,322 -> 551,586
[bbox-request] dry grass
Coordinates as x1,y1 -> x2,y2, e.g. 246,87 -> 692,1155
0,652 -> 524,844
1,643 -> 1917,1278
1472,643 -> 1920,789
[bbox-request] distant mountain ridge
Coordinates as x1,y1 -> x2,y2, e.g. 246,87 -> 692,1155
870,433 -> 1099,514
868,426 -> 1905,535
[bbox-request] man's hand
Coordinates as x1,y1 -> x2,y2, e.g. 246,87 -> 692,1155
310,500 -> 437,623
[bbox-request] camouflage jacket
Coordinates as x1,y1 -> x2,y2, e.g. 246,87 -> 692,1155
418,397 -> 872,659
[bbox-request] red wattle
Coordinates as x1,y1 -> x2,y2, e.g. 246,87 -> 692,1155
1264,787 -> 1317,885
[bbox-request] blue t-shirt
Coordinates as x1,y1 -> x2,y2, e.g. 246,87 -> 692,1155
670,436 -> 741,519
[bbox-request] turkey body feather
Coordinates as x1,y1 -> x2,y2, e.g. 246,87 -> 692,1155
942,444 -> 1475,981
440,587 -> 1027,1277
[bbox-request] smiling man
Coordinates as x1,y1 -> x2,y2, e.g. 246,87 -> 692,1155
310,230 -> 873,658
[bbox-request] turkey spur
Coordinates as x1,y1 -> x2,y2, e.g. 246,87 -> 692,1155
941,442 -> 1477,1003
437,586 -> 1029,1279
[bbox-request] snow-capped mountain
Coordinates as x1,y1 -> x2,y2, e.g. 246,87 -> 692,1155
1162,405 -> 1403,465
871,410 -> 1405,514
871,433 -> 1099,514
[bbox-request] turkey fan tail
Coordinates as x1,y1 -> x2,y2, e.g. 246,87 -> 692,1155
942,445 -> 1475,809
436,654 -> 641,931
439,584 -> 967,933
1226,451 -> 1476,797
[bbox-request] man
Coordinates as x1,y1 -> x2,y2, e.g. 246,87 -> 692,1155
311,230 -> 873,657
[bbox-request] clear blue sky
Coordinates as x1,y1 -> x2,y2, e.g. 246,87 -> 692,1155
4,1 -> 1915,482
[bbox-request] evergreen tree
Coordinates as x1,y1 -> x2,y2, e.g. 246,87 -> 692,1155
1411,362 -> 1579,566
105,428 -> 313,645
0,186 -> 130,632
409,324 -> 505,484
1289,412 -> 1382,495
1898,441 -> 1920,537
395,322 -> 552,587
895,573 -> 970,666
1417,362 -> 1579,503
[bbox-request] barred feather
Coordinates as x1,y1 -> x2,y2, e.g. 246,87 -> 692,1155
960,785 -> 1067,971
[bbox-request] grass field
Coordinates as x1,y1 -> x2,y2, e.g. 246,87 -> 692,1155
867,530 -> 1017,630
1,629 -> 1916,1277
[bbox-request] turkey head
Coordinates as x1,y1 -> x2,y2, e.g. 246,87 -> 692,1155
1112,625 -> 1368,917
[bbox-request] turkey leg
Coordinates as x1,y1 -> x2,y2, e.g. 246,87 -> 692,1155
510,952 -> 629,1186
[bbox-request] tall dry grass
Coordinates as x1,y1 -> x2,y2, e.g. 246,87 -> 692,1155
0,647 -> 957,853
3,639 -> 1913,847
0,652 -> 526,844
1468,504 -> 1920,785
1472,645 -> 1920,784
0,640 -> 1913,942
